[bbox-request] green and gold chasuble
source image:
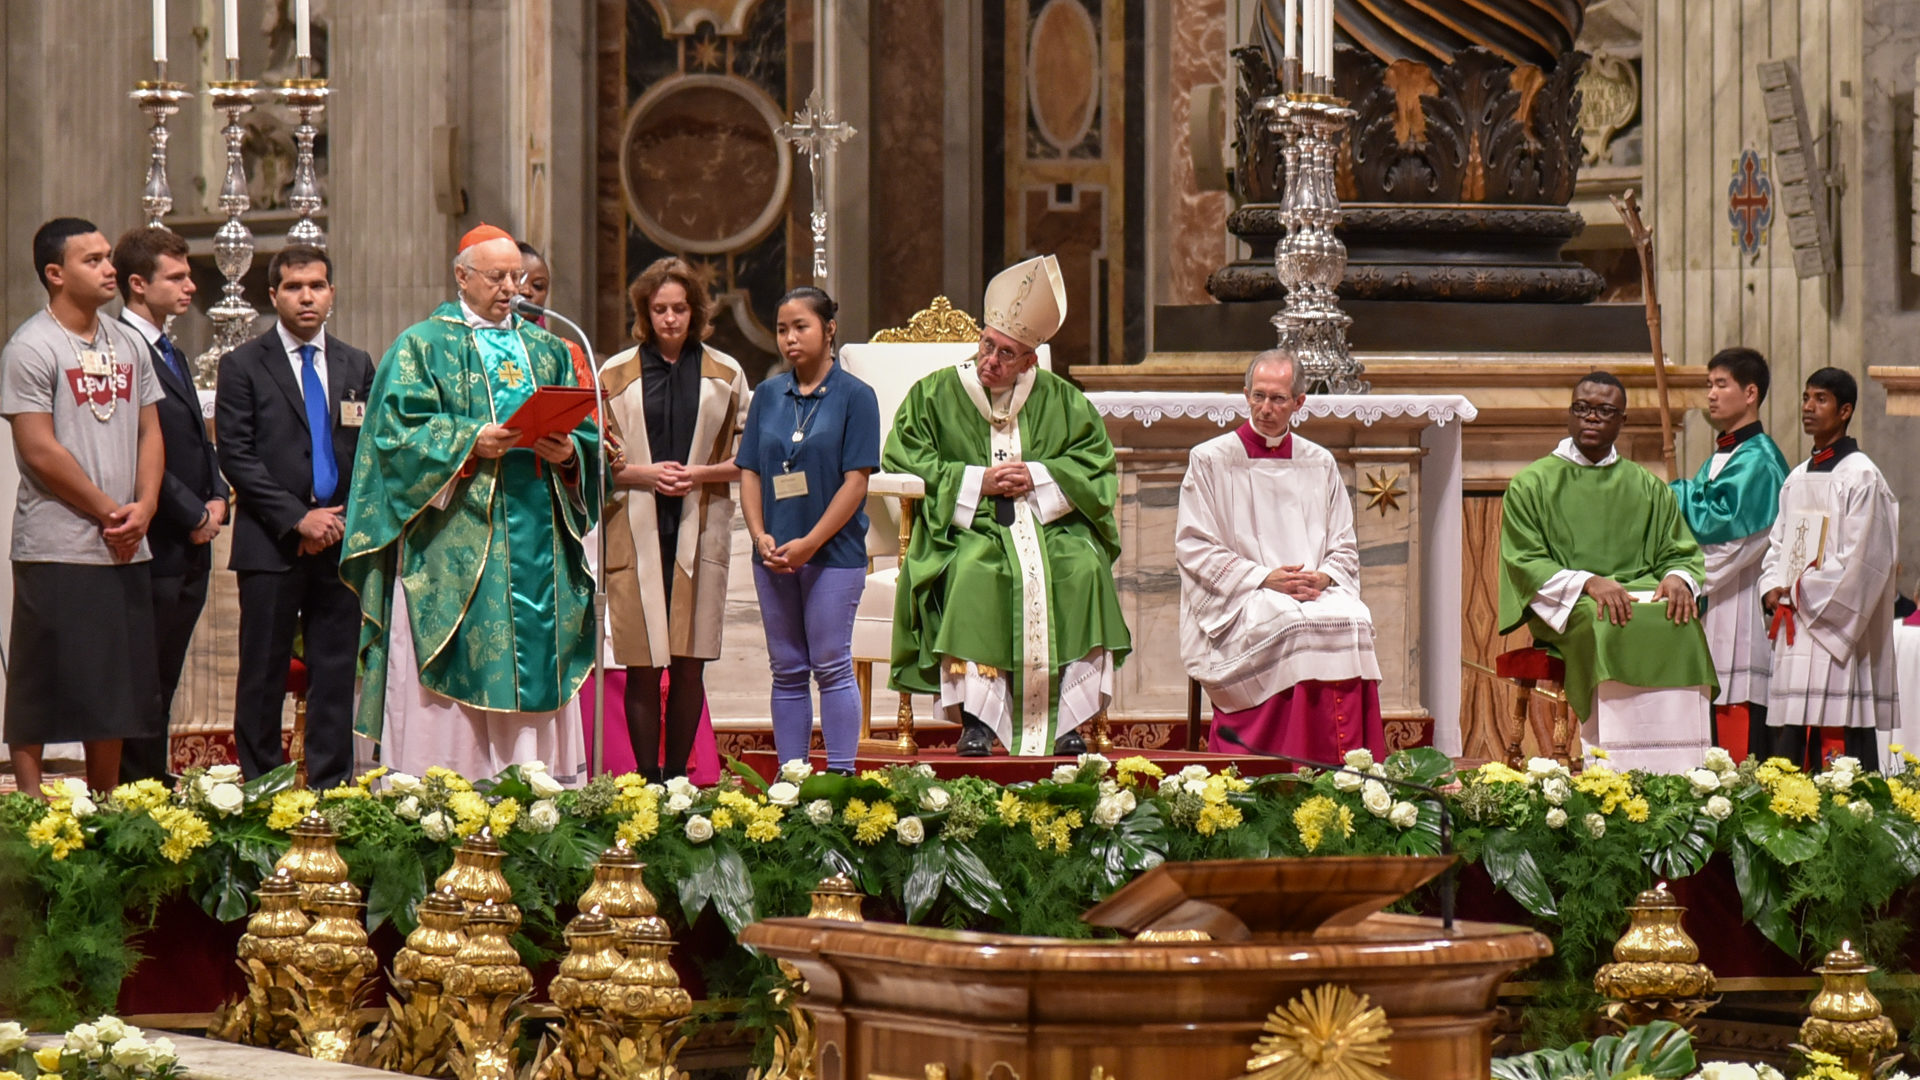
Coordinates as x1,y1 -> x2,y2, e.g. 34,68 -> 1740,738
883,364 -> 1131,754
1498,452 -> 1718,722
342,303 -> 600,739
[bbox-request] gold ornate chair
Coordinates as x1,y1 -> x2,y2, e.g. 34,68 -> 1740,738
839,298 -> 1052,755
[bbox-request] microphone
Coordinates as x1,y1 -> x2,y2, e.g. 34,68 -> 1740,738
1211,722 -> 1457,932
508,294 -> 613,776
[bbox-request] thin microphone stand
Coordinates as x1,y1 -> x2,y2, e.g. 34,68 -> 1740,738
1212,722 -> 1457,931
509,296 -> 609,776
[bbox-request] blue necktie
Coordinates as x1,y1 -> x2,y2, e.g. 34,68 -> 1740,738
156,333 -> 189,385
299,344 -> 337,502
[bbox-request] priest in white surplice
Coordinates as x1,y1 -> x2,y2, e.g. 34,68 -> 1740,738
1761,367 -> 1900,770
1176,350 -> 1384,760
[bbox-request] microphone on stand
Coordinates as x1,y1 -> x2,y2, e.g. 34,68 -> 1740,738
509,295 -> 612,776
1211,722 -> 1457,932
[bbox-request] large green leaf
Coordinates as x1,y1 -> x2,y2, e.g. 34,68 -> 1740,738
708,845 -> 758,932
676,844 -> 720,924
1877,817 -> 1920,876
1492,1021 -> 1696,1080
724,757 -> 769,794
943,840 -> 1009,920
902,839 -> 948,923
366,859 -> 428,934
1647,813 -> 1716,880
1481,833 -> 1557,918
1395,747 -> 1457,788
1742,809 -> 1826,865
1727,835 -> 1797,955
240,764 -> 297,803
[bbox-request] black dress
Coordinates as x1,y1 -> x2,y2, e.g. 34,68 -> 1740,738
639,342 -> 703,605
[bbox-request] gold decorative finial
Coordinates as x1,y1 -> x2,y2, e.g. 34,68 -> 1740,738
1801,940 -> 1898,1076
871,296 -> 984,344
808,873 -> 867,922
1593,884 -> 1715,1031
1238,984 -> 1393,1080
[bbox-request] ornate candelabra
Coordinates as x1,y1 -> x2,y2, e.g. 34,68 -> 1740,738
208,868 -> 310,1050
130,67 -> 190,227
275,76 -> 330,248
1263,93 -> 1368,394
778,90 -> 857,286
199,78 -> 263,388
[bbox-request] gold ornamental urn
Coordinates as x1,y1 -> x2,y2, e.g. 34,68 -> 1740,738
604,916 -> 693,1030
1800,940 -> 1898,1076
807,873 -> 867,923
577,838 -> 661,935
274,812 -> 350,912
394,885 -> 468,990
434,827 -> 518,926
444,899 -> 534,1001
239,868 -> 312,967
1592,883 -> 1716,1030
550,906 -> 627,1014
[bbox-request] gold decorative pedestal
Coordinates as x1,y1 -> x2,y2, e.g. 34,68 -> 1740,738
578,839 -> 660,937
1799,941 -> 1899,1079
208,868 -> 311,1049
445,899 -> 535,1080
601,911 -> 692,1080
1592,884 -> 1716,1031
372,884 -> 468,1074
436,828 -> 519,923
290,880 -> 379,1061
541,907 -> 629,1080
274,811 -> 350,912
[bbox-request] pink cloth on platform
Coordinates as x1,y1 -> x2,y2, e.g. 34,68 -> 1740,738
578,669 -> 721,785
1208,677 -> 1384,761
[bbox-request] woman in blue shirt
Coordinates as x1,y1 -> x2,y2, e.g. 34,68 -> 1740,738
738,287 -> 880,774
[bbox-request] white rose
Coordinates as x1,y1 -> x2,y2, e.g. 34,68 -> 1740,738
1092,798 -> 1124,827
767,782 -> 801,807
1849,800 -> 1875,822
895,815 -> 926,845
1584,813 -> 1606,839
1077,752 -> 1111,775
1331,770 -> 1364,792
1179,764 -> 1210,783
920,786 -> 951,812
92,1016 -> 129,1045
1830,755 -> 1861,774
666,776 -> 699,799
1388,801 -> 1419,829
1181,777 -> 1210,797
206,782 -> 245,815
527,799 -> 561,832
1545,807 -> 1569,829
0,1020 -> 26,1055
110,1033 -> 152,1067
529,771 -> 565,798
1343,749 -> 1375,771
148,1036 -> 177,1066
385,771 -> 422,794
1541,777 -> 1570,806
65,1022 -> 101,1058
1697,1064 -> 1760,1080
421,811 -> 450,841
665,792 -> 694,815
1829,769 -> 1856,793
206,764 -> 242,784
70,793 -> 99,819
1361,780 -> 1392,817
520,759 -> 549,776
395,796 -> 422,821
1158,773 -> 1181,794
1755,1066 -> 1787,1080
1702,748 -> 1736,776
1685,768 -> 1721,795
779,759 -> 815,784
685,814 -> 714,843
59,777 -> 91,801
1052,764 -> 1080,784
1703,795 -> 1733,821
806,799 -> 834,826
1526,757 -> 1559,779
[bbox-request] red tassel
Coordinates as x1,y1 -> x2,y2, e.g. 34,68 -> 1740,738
1768,603 -> 1796,646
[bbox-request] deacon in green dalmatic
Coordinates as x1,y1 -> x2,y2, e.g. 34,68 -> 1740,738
341,224 -> 600,783
1498,372 -> 1718,772
883,255 -> 1132,757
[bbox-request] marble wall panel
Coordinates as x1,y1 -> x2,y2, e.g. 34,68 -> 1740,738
1166,0 -> 1232,304
869,0 -> 947,331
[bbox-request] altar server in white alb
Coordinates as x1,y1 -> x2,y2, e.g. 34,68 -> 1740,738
1176,349 -> 1384,761
1761,367 -> 1899,770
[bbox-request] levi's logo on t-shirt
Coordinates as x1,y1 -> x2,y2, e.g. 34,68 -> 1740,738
64,364 -> 135,408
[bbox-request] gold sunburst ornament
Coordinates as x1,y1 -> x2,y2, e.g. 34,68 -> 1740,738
1358,469 -> 1404,516
1239,984 -> 1393,1080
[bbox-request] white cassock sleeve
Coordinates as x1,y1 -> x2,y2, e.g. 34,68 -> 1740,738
1530,569 -> 1594,633
1795,474 -> 1899,664
1024,461 -> 1074,524
1175,455 -> 1270,639
1315,461 -> 1361,594
952,465 -> 987,531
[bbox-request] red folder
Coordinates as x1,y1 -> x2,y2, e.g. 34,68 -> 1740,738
504,386 -> 599,446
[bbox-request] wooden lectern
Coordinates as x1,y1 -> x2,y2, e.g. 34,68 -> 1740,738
740,855 -> 1552,1080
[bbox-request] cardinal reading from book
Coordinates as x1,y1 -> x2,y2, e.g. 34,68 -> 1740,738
342,223 -> 601,782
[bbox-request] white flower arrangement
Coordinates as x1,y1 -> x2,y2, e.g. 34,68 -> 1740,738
526,799 -> 561,833
1584,813 -> 1606,839
779,759 -> 814,785
805,799 -> 834,826
420,811 -> 451,841
767,782 -> 801,808
684,814 -> 714,843
385,771 -> 422,794
1361,780 -> 1392,817
919,786 -> 950,812
1051,764 -> 1080,784
1093,789 -> 1137,827
1545,807 -> 1568,829
1703,795 -> 1733,821
665,792 -> 695,815
1343,749 -> 1375,770
1701,747 -> 1736,776
1388,801 -> 1419,829
1685,768 -> 1721,796
1330,770 -> 1364,792
895,816 -> 926,845
204,782 -> 245,815
395,795 -> 423,821
1076,752 -> 1111,776
1540,776 -> 1571,806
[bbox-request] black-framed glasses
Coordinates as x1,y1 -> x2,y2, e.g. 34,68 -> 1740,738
1569,402 -> 1623,421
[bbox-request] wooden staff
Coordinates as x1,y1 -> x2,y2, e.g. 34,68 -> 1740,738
1610,188 -> 1678,481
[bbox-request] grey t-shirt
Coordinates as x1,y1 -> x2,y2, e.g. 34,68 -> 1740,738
0,309 -> 164,564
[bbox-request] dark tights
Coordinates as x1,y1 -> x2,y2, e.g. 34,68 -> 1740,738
1759,721 -> 1878,772
624,657 -> 706,782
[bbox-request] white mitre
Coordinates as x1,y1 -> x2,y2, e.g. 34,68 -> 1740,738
982,254 -> 1067,349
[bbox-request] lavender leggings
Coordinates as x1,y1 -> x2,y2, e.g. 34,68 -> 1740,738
751,562 -> 865,771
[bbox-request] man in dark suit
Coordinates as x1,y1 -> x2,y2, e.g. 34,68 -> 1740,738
216,245 -> 372,791
113,226 -> 229,783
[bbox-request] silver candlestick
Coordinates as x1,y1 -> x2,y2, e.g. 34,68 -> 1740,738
778,90 -> 857,285
130,70 -> 191,227
1264,93 -> 1368,394
275,77 -> 330,248
197,80 -> 263,388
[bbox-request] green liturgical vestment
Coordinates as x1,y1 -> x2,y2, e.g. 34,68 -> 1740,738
883,364 -> 1131,754
342,303 -> 600,739
1497,451 -> 1718,721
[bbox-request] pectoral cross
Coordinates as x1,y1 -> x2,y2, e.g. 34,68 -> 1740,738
778,90 -> 857,285
994,449 -> 1010,462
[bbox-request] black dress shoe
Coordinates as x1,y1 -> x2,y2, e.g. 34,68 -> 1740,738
1052,729 -> 1086,756
956,716 -> 995,757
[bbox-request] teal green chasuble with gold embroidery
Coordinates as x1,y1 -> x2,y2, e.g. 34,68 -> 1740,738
342,302 -> 600,737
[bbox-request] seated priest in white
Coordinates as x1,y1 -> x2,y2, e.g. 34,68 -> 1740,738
1761,367 -> 1899,771
1497,371 -> 1719,772
1176,350 -> 1384,761
882,255 -> 1132,758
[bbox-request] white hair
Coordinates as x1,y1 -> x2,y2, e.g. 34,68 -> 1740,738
1245,349 -> 1304,395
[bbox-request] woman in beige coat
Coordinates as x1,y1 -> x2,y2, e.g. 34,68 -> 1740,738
600,258 -> 747,781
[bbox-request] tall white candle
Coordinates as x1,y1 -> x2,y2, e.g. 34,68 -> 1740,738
1284,0 -> 1297,65
1311,0 -> 1325,78
295,0 -> 311,59
224,0 -> 239,61
1323,0 -> 1335,81
151,0 -> 167,64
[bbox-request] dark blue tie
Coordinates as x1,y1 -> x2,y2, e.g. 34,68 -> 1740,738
156,333 -> 189,385
299,344 -> 337,502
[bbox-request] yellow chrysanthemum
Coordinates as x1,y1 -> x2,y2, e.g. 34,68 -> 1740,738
851,799 -> 897,845
744,806 -> 783,843
268,789 -> 319,830
1196,802 -> 1244,836
355,766 -> 390,789
489,798 -> 521,836
1623,797 -> 1649,823
1768,773 -> 1821,822
1574,765 -> 1638,816
717,790 -> 756,813
26,810 -> 84,860
617,805 -> 660,845
1114,756 -> 1166,787
612,779 -> 658,815
425,765 -> 473,792
1474,762 -> 1531,786
1888,778 -> 1920,823
1293,795 -> 1354,852
1764,756 -> 1801,773
447,790 -> 491,837
710,807 -> 736,831
322,784 -> 370,801
151,805 -> 213,863
996,791 -> 1024,826
858,769 -> 892,788
111,778 -> 171,813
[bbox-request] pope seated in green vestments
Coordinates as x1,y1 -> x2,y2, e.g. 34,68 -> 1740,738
882,255 -> 1132,757
1497,372 -> 1718,772
341,224 -> 600,781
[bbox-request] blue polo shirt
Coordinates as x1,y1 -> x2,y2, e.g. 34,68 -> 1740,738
737,363 -> 880,569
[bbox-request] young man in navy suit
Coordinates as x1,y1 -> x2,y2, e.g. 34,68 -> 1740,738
216,245 -> 373,791
113,226 -> 229,783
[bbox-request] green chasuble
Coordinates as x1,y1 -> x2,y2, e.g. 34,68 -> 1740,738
1497,451 -> 1718,722
883,364 -> 1132,754
1669,430 -> 1789,544
341,302 -> 601,739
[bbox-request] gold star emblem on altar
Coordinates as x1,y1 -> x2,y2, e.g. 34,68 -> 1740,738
686,257 -> 722,295
496,360 -> 528,389
689,36 -> 724,71
1359,469 -> 1404,516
